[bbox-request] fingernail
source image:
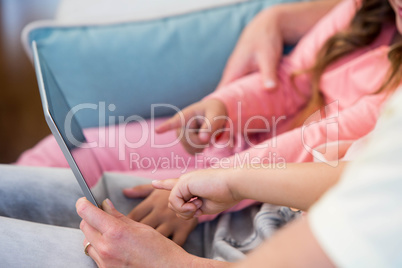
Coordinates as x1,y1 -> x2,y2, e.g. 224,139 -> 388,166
77,197 -> 87,204
264,79 -> 276,89
103,198 -> 115,210
199,132 -> 209,142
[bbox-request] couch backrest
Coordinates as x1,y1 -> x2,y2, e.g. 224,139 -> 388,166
23,0 -> 301,128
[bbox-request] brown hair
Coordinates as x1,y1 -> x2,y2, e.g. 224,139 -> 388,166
294,0 -> 402,126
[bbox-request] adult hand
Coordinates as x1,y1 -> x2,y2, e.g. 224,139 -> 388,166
217,8 -> 282,90
153,169 -> 241,220
76,197 -> 195,267
155,99 -> 227,155
123,184 -> 198,246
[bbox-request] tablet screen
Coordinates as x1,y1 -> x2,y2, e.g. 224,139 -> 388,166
34,43 -> 105,207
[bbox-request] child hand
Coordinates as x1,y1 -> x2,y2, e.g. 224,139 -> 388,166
155,99 -> 227,155
152,169 -> 241,220
123,184 -> 198,246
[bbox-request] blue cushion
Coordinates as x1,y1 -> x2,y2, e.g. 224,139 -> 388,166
28,0 -> 301,128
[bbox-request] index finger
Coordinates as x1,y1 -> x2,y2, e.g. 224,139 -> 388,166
76,197 -> 118,234
152,179 -> 178,191
155,112 -> 185,133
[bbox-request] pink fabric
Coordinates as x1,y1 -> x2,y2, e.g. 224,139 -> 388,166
17,0 -> 397,222
17,118 -> 200,179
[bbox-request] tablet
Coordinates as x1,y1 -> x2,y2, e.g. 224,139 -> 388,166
32,41 -> 103,208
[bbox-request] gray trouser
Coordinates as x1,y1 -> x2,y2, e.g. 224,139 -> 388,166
0,164 -> 298,267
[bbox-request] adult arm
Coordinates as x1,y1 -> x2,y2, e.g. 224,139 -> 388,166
235,217 -> 335,268
276,0 -> 341,44
218,0 -> 341,89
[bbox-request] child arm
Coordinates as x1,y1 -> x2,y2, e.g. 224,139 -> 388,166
153,161 -> 346,220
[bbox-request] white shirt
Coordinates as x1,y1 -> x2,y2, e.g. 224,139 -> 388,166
309,88 -> 402,268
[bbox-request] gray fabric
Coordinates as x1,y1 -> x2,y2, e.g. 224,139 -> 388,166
0,164 -> 83,228
0,164 -> 298,267
0,164 -> 205,267
0,164 -> 95,267
1,217 -> 97,268
204,203 -> 300,262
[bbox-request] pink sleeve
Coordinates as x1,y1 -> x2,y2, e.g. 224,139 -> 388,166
261,94 -> 386,165
287,0 -> 360,71
205,0 -> 360,134
299,94 -> 386,162
204,72 -> 309,134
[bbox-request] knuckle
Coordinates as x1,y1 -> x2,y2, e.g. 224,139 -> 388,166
79,220 -> 85,231
113,212 -> 126,221
107,225 -> 124,240
97,244 -> 113,259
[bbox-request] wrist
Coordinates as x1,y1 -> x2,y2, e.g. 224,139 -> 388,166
260,5 -> 281,32
226,168 -> 245,202
202,96 -> 228,115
